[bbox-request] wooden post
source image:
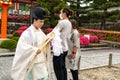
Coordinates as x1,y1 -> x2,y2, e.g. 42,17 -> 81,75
0,1 -> 12,38
108,53 -> 112,68
1,6 -> 8,38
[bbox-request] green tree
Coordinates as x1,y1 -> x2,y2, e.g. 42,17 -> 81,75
107,10 -> 120,22
67,0 -> 80,26
78,0 -> 120,29
90,0 -> 119,29
36,0 -> 69,27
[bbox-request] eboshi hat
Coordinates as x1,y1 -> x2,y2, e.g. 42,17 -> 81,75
32,7 -> 46,20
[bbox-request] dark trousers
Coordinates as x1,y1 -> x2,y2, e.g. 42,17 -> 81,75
70,69 -> 78,80
53,51 -> 68,80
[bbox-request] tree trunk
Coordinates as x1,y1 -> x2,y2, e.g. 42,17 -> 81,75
77,0 -> 80,27
100,9 -> 107,30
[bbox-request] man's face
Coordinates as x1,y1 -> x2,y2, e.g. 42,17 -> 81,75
34,19 -> 44,28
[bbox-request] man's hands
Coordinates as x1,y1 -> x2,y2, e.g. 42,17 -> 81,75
36,49 -> 41,54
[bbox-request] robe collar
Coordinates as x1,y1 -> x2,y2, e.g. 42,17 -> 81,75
31,25 -> 41,32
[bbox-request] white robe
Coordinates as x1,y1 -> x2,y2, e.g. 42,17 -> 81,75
11,25 -> 51,80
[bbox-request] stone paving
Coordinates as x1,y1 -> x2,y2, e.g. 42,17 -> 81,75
80,49 -> 120,69
0,48 -> 120,80
0,54 -> 70,80
0,56 -> 13,80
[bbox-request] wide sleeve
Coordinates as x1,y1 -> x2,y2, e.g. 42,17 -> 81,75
56,21 -> 64,32
11,31 -> 39,80
72,31 -> 80,48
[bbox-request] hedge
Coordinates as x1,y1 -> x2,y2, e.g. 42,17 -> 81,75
79,28 -> 120,42
0,39 -> 17,51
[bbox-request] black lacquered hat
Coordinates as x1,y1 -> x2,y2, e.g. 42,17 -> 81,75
32,7 -> 46,20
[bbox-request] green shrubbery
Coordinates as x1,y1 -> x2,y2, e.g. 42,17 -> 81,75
12,31 -> 19,37
0,37 -> 19,51
0,39 -> 17,51
0,26 -> 28,50
11,37 -> 19,42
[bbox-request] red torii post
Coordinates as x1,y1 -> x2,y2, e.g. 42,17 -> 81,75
0,0 -> 12,38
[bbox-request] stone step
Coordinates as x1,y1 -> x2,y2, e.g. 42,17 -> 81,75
0,48 -> 10,53
81,47 -> 111,51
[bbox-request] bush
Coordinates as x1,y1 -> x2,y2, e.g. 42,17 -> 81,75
98,34 -> 105,40
79,28 -> 120,42
12,31 -> 19,37
80,37 -> 90,46
12,25 -> 28,38
11,37 -> 19,42
0,39 -> 17,51
17,26 -> 28,36
90,35 -> 99,43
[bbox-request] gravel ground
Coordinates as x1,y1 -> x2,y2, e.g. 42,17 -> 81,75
79,65 -> 120,80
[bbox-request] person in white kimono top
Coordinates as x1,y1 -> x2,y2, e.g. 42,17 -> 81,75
11,7 -> 51,80
66,19 -> 81,80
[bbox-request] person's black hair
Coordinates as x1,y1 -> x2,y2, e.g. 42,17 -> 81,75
62,8 -> 74,17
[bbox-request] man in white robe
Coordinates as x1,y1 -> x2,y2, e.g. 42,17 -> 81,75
11,7 -> 51,80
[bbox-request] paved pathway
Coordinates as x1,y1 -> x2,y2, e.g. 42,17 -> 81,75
0,56 -> 13,80
0,48 -> 120,80
80,49 -> 120,69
